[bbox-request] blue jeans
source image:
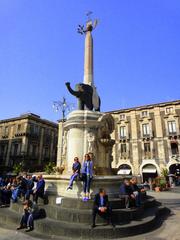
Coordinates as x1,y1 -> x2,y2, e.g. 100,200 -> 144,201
27,214 -> 34,228
11,188 -> 19,202
18,188 -> 27,198
83,175 -> 92,193
20,211 -> 34,228
20,210 -> 30,227
135,192 -> 141,207
25,189 -> 33,200
69,173 -> 79,188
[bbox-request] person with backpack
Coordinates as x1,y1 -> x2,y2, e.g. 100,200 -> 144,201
16,199 -> 46,232
16,200 -> 35,232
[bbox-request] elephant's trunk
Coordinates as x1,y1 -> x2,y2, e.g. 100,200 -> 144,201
65,83 -> 80,97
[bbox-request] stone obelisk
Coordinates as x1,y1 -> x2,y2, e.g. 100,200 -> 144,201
44,15 -> 121,199
82,19 -> 100,111
83,21 -> 94,86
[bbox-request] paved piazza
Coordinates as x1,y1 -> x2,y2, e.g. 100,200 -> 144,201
121,190 -> 180,240
0,190 -> 180,240
0,227 -> 44,240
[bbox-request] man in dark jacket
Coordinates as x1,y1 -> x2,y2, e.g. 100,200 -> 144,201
25,175 -> 35,200
92,188 -> 115,228
130,177 -> 141,207
18,175 -> 28,199
33,175 -> 45,204
120,179 -> 135,208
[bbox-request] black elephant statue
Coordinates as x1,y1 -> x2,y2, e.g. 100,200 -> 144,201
65,82 -> 101,111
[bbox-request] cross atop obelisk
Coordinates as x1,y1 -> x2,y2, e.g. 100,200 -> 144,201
77,12 -> 98,87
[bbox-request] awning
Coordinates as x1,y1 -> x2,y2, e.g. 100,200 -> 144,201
168,174 -> 175,177
117,169 -> 131,175
142,168 -> 157,173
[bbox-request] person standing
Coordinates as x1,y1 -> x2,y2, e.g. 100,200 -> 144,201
33,175 -> 45,204
67,157 -> 81,190
25,175 -> 35,200
81,153 -> 93,201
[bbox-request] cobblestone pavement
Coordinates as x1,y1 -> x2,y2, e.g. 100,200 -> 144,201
120,189 -> 180,240
0,189 -> 180,240
0,227 -> 44,240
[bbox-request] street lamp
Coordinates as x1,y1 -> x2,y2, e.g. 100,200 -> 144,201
52,97 -> 74,166
52,97 -> 73,121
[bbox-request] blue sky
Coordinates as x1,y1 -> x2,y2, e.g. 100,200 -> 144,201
0,0 -> 180,122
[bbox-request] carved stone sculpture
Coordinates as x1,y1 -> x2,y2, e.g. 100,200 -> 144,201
65,82 -> 100,111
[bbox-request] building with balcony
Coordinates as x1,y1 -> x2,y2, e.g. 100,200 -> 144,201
0,113 -> 58,172
109,100 -> 180,181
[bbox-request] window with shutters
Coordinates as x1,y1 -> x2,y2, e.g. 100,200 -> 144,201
168,121 -> 176,134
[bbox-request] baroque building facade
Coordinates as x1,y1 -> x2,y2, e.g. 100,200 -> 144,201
109,100 -> 180,181
0,113 -> 58,172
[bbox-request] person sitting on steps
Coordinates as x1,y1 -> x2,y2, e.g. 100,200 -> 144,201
92,188 -> 115,228
17,199 -> 46,232
119,179 -> 135,209
67,157 -> 81,190
130,177 -> 142,208
16,200 -> 36,232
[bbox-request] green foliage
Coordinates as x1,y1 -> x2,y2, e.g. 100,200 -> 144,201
13,161 -> 24,175
161,168 -> 169,177
44,161 -> 55,174
155,176 -> 167,190
159,178 -> 166,188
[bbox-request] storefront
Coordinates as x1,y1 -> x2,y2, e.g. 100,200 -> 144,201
142,164 -> 158,182
169,163 -> 180,176
117,164 -> 132,175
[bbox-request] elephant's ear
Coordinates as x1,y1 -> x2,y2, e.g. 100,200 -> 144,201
77,83 -> 85,92
81,84 -> 93,93
92,86 -> 100,110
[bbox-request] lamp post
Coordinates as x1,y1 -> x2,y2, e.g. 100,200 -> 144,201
53,97 -> 72,122
53,97 -> 74,166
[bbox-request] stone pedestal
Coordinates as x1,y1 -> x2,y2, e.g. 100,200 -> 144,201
63,110 -> 101,174
44,174 -> 123,199
51,110 -> 119,198
61,110 -> 115,175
